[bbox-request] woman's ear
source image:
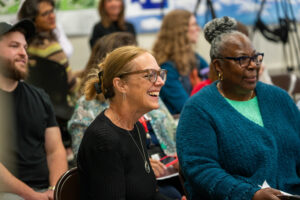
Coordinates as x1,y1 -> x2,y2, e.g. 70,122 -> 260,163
112,77 -> 127,94
212,59 -> 222,75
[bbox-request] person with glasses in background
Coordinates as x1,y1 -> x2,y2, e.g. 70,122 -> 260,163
176,16 -> 300,200
18,0 -> 74,59
18,0 -> 81,89
18,0 -> 83,161
77,45 -> 177,200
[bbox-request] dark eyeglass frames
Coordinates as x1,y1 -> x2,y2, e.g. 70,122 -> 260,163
216,53 -> 264,68
119,69 -> 167,83
39,8 -> 55,17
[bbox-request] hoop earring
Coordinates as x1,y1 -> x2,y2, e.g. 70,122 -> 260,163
218,72 -> 223,81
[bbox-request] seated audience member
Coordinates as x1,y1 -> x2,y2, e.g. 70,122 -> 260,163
89,0 -> 136,49
77,46 -> 173,199
236,20 -> 273,85
190,20 -> 273,96
69,33 -> 182,199
176,16 -> 300,200
0,20 -> 67,200
18,0 -> 73,58
18,0 -> 79,160
18,0 -> 81,89
152,9 -> 208,115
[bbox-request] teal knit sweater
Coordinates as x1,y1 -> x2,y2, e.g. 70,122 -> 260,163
176,81 -> 300,200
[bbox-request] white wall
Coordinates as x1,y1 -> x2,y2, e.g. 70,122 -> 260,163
69,28 -> 300,75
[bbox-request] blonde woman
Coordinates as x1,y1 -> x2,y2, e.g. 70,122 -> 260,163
77,46 -> 172,199
152,9 -> 208,115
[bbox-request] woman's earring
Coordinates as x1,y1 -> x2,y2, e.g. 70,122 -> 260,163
122,93 -> 126,101
218,72 -> 223,81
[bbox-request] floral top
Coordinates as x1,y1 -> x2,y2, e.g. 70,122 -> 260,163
68,96 -> 177,157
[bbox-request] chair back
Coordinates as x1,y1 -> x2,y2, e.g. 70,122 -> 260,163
270,73 -> 300,101
54,167 -> 80,200
26,56 -> 74,120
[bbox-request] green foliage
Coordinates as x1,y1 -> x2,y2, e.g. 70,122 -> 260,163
0,0 -> 99,14
0,0 -> 20,14
57,0 -> 98,10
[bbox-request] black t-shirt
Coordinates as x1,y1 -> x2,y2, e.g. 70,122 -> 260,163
0,81 -> 57,189
77,111 -> 171,200
89,21 -> 136,48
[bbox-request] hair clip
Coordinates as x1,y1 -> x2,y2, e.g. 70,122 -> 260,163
98,71 -> 103,79
94,82 -> 102,94
94,71 -> 104,94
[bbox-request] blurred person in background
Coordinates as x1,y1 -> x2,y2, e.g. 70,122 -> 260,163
89,0 -> 136,49
152,9 -> 209,115
18,0 -> 73,59
18,0 -> 81,89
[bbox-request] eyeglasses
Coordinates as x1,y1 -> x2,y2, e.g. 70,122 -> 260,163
216,53 -> 264,68
39,8 -> 55,17
119,69 -> 167,83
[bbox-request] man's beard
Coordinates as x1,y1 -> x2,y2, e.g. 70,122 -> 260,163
0,58 -> 28,81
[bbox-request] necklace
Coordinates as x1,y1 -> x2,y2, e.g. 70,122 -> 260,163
127,124 -> 151,174
217,82 -> 254,101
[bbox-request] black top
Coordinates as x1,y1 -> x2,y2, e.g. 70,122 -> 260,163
77,111 -> 171,200
0,81 -> 57,189
89,21 -> 136,48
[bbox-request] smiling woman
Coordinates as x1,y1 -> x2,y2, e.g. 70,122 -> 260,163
176,16 -> 300,200
77,45 -> 172,200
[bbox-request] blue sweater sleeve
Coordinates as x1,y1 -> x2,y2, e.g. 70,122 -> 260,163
176,100 -> 260,200
159,62 -> 189,115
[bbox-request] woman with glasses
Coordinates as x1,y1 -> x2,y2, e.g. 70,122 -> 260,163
18,0 -> 81,89
77,45 -> 174,200
176,16 -> 300,200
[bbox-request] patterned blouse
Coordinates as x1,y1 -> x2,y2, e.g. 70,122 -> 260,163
68,96 -> 177,157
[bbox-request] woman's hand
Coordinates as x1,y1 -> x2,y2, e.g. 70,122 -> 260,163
252,188 -> 282,200
149,158 -> 167,177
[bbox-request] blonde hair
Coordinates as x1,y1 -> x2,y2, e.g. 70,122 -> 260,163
85,46 -> 148,101
152,9 -> 196,76
98,0 -> 125,30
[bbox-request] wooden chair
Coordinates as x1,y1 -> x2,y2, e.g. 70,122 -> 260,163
54,167 -> 80,200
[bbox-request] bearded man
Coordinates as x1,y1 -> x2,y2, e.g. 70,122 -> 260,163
0,19 -> 67,200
